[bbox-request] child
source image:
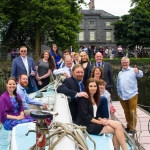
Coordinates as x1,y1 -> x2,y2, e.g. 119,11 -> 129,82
98,79 -> 116,120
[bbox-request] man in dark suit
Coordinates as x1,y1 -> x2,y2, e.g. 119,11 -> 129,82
88,46 -> 94,59
139,46 -> 143,58
11,46 -> 38,94
88,52 -> 114,93
93,46 -> 98,56
57,64 -> 88,121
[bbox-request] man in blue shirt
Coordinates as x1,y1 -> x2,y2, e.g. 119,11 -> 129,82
116,56 -> 143,135
17,74 -> 48,115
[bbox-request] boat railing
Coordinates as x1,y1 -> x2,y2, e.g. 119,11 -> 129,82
148,119 -> 150,134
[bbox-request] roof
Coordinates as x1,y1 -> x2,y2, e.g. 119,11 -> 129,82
80,9 -> 119,18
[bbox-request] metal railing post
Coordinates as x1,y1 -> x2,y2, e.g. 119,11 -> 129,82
132,110 -> 135,150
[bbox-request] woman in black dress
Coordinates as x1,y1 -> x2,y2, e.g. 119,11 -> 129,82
76,78 -> 127,150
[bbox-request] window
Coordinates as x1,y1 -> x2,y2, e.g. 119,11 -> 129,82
106,31 -> 111,40
90,31 -> 95,41
90,21 -> 95,26
106,22 -> 111,26
80,19 -> 84,26
78,31 -> 84,41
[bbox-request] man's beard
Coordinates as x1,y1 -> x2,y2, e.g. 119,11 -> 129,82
76,76 -> 83,81
20,81 -> 28,88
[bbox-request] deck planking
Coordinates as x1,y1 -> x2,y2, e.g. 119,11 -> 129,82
112,101 -> 150,150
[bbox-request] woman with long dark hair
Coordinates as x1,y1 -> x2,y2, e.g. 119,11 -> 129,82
35,50 -> 55,89
76,78 -> 128,150
0,77 -> 34,130
50,44 -> 62,69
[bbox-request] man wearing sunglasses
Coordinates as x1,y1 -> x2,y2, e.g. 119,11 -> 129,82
11,46 -> 38,94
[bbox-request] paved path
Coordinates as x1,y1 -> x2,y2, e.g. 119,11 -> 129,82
112,101 -> 150,150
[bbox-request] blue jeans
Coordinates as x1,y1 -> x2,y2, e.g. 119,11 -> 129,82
98,96 -> 109,119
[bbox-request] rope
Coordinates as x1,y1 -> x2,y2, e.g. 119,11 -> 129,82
29,122 -> 96,150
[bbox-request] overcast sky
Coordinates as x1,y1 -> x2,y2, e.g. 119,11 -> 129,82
82,0 -> 134,16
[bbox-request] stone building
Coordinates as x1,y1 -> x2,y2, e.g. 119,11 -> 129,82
78,0 -> 119,49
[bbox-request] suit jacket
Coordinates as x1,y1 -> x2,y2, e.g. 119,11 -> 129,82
57,76 -> 80,121
11,56 -> 37,87
0,91 -> 23,123
88,48 -> 94,58
76,97 -> 99,133
69,48 -> 74,53
80,61 -> 91,86
88,61 -> 114,88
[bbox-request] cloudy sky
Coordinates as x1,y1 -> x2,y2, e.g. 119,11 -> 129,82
82,0 -> 134,16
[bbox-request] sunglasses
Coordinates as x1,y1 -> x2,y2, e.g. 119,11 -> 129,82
20,51 -> 27,52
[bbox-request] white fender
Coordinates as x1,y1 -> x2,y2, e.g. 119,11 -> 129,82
52,93 -> 75,150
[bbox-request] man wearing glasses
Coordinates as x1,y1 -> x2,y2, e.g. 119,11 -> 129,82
11,46 -> 38,94
116,56 -> 143,136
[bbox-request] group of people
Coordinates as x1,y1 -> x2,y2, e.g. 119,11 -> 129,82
57,65 -> 127,150
78,45 -> 115,59
0,46 -> 50,130
0,45 -> 143,150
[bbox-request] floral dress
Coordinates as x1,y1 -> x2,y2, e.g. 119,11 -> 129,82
3,97 -> 34,130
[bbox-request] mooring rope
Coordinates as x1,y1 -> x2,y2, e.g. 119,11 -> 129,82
29,122 -> 96,150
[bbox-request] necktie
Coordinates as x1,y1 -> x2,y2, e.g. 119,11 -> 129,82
23,58 -> 29,76
69,69 -> 72,76
98,63 -> 101,67
79,83 -> 83,92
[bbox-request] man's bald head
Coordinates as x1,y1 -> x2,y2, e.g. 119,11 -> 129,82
95,52 -> 103,63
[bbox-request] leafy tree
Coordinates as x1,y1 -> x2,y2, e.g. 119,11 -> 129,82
131,0 -> 150,9
0,1 -> 36,50
113,15 -> 131,48
131,0 -> 141,6
113,5 -> 150,48
0,0 -> 85,58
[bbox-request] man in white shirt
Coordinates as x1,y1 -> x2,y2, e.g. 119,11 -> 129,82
11,46 -> 38,94
53,56 -> 74,78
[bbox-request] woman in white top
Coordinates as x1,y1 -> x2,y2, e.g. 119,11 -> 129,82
76,78 -> 127,150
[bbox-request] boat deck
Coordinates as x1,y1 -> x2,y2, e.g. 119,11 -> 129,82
113,101 -> 150,150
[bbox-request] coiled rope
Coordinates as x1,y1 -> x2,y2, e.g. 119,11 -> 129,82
30,122 -> 96,150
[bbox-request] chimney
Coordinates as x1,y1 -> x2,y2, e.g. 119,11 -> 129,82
91,0 -> 95,10
89,0 -> 95,10
88,2 -> 91,10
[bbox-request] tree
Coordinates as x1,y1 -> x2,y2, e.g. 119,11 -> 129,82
113,15 -> 131,48
0,0 -> 85,58
131,0 -> 150,9
113,5 -> 150,48
0,0 -> 36,50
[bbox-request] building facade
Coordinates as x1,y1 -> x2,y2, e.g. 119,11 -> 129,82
78,9 -> 119,49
